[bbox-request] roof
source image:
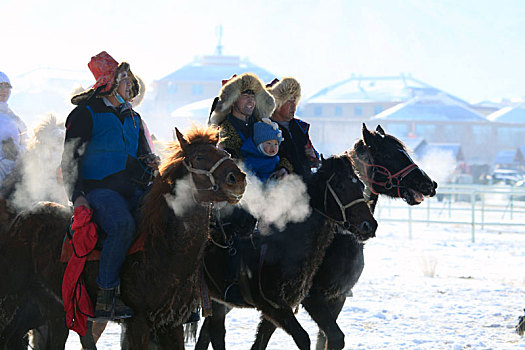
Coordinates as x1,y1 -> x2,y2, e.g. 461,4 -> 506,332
399,137 -> 426,153
305,74 -> 469,105
371,95 -> 487,122
487,103 -> 525,123
493,148 -> 525,165
171,98 -> 214,120
159,55 -> 275,83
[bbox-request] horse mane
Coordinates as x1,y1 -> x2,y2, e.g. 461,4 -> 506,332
347,129 -> 409,170
139,126 -> 219,238
27,114 -> 64,151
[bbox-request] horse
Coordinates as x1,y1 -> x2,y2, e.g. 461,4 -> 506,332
0,126 -> 246,350
195,124 -> 438,350
0,115 -> 66,350
194,153 -> 377,350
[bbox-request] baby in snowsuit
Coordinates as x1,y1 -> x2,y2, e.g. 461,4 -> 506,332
241,118 -> 283,183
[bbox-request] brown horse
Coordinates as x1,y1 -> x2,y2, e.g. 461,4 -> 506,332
0,126 -> 246,350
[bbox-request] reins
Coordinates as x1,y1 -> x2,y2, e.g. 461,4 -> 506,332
313,172 -> 366,227
356,148 -> 419,198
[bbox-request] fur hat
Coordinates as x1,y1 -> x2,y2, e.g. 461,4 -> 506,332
253,118 -> 283,146
209,73 -> 275,125
0,72 -> 12,88
267,77 -> 301,111
71,51 -> 140,105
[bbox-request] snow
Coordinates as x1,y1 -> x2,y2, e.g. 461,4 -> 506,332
65,221 -> 525,349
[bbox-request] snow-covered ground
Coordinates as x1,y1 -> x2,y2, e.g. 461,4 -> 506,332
65,221 -> 525,349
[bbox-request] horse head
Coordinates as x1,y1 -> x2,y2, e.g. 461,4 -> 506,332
173,126 -> 246,204
351,124 -> 437,205
313,155 -> 377,241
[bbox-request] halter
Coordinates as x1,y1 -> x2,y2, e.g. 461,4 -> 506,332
183,154 -> 232,192
356,148 -> 419,198
316,173 -> 366,226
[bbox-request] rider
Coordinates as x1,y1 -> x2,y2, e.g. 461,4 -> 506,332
208,73 -> 276,304
267,77 -> 320,179
61,51 -> 158,320
0,71 -> 27,186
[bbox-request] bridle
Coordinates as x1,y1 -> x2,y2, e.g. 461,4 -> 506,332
356,147 -> 419,198
315,172 -> 366,227
182,150 -> 233,192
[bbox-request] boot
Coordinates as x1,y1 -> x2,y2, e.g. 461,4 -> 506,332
92,287 -> 134,321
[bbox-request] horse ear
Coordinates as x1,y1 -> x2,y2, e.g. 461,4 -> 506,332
174,127 -> 189,153
362,123 -> 376,148
375,125 -> 386,136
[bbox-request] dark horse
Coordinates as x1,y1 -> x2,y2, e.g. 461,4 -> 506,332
196,153 -> 377,350
196,124 -> 438,350
0,126 -> 246,350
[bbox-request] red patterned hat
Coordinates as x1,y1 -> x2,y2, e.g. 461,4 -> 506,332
88,51 -> 119,93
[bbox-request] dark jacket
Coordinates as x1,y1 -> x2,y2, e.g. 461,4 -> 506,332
274,118 -> 319,179
62,96 -> 154,203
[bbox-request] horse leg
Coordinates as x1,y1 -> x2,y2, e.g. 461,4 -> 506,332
302,294 -> 346,350
195,302 -> 228,350
251,316 -> 277,350
120,316 -> 150,350
255,306 -> 310,350
79,321 -> 97,350
87,320 -> 107,346
44,317 -> 69,350
152,324 -> 184,350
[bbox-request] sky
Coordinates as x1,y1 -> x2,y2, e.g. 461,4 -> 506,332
2,0 -> 525,103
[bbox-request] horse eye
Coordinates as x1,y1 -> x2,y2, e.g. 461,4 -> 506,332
352,177 -> 358,184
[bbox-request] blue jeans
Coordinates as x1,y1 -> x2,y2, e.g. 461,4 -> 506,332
86,188 -> 142,289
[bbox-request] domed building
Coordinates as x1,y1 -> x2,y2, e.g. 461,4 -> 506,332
148,42 -> 275,122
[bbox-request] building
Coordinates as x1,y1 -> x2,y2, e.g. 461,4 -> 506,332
300,74 -> 473,156
148,44 -> 275,121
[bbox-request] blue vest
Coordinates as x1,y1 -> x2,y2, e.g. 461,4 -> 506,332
81,105 -> 140,180
240,134 -> 279,183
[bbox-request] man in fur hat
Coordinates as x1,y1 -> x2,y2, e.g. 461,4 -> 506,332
61,51 -> 158,320
268,77 -> 320,179
208,73 -> 276,304
209,73 -> 275,159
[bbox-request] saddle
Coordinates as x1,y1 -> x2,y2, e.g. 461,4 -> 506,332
59,214 -> 146,263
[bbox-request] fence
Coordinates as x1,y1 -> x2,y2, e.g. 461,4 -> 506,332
374,183 -> 525,242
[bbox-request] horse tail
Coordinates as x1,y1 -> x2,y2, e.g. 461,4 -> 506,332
183,322 -> 198,343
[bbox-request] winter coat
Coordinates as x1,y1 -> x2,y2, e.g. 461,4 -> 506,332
62,96 -> 154,203
0,103 -> 26,183
240,134 -> 279,183
274,118 -> 319,179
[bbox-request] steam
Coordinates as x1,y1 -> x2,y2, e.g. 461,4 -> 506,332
418,149 -> 456,184
239,171 -> 311,231
163,175 -> 196,216
11,116 -> 69,210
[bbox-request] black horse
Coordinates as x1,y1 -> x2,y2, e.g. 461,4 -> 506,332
197,154 -> 376,350
196,124 -> 437,350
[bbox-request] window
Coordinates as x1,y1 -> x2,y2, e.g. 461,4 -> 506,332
354,106 -> 363,116
192,85 -> 203,95
314,106 -> 323,116
374,105 -> 383,115
167,82 -> 178,94
334,106 -> 342,116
